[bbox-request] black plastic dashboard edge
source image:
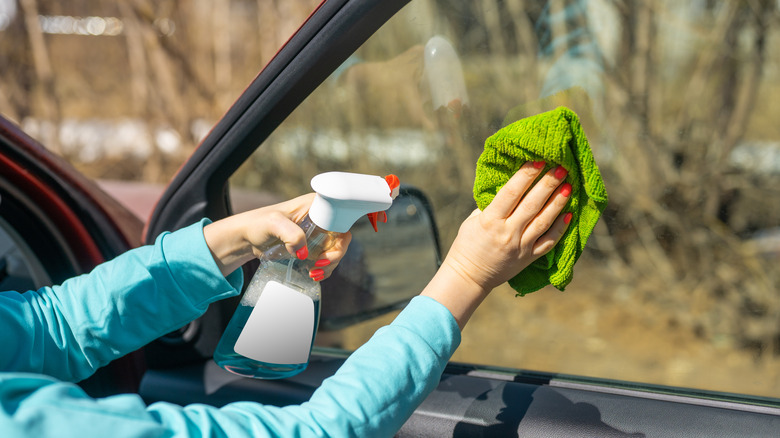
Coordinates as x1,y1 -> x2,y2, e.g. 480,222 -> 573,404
140,354 -> 780,437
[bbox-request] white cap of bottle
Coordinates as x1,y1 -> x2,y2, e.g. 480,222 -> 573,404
309,172 -> 400,233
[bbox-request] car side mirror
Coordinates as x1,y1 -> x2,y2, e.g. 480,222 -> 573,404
319,186 -> 442,330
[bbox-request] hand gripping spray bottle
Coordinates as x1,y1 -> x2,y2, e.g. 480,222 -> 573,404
214,171 -> 400,379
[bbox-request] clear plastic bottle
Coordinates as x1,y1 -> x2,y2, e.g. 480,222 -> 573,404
213,215 -> 337,379
214,171 -> 400,379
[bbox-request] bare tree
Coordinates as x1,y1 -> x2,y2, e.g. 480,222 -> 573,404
18,0 -> 61,153
599,0 -> 780,355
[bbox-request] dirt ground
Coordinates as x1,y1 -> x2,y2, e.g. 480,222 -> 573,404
331,257 -> 780,400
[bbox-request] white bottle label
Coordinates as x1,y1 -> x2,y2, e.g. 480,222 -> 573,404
234,281 -> 315,365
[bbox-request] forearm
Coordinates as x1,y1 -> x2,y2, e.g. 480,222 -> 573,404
148,296 -> 461,438
297,295 -> 461,435
0,298 -> 459,438
0,220 -> 242,381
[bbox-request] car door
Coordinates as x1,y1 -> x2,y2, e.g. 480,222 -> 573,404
0,116 -> 147,396
139,0 -> 418,368
139,0 -> 780,436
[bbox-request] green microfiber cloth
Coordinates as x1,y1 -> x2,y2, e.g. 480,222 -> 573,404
473,106 -> 608,296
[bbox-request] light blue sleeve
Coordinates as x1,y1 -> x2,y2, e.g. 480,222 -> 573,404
0,219 -> 243,382
0,296 -> 461,438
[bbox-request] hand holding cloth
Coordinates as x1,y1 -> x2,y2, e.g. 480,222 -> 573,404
473,106 -> 608,296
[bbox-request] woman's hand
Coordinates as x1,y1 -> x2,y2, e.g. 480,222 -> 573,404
422,161 -> 572,329
203,193 -> 352,279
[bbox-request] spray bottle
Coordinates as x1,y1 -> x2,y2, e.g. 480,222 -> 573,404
214,171 -> 401,379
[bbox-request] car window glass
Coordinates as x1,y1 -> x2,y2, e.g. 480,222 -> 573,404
230,0 -> 780,399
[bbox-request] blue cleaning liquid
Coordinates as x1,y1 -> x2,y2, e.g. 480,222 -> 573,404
214,214 -> 335,379
214,300 -> 321,379
214,256 -> 323,379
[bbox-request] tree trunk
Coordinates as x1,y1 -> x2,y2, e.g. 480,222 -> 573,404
19,0 -> 61,154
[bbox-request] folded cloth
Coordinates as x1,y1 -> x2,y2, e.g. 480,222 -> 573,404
473,106 -> 608,296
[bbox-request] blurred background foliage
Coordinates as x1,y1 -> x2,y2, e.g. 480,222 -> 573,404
0,0 -> 321,180
2,0 -> 780,396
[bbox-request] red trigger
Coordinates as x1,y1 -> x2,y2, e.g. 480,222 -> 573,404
367,211 -> 388,232
368,174 -> 398,232
367,212 -> 379,232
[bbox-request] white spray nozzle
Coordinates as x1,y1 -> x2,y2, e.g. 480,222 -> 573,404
309,171 -> 399,233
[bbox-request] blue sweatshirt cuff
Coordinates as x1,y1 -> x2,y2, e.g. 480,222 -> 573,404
391,295 -> 461,360
160,218 -> 244,307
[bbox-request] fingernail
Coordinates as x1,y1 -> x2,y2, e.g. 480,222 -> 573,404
560,183 -> 572,197
554,166 -> 568,179
564,212 -> 573,225
296,246 -> 309,260
315,259 -> 331,267
309,269 -> 325,281
533,161 -> 545,169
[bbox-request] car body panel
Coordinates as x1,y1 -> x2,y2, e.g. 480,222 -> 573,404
0,117 -> 143,268
0,116 -> 146,395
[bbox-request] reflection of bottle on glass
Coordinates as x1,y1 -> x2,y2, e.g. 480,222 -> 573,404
424,35 -> 469,118
214,172 -> 401,379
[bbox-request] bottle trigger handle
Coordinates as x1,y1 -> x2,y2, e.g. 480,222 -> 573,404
367,175 -> 398,232
367,211 -> 388,232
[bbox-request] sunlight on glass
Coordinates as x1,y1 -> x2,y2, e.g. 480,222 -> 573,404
424,35 -> 469,116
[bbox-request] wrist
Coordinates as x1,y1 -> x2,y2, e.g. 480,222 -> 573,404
203,216 -> 254,276
420,258 -> 491,330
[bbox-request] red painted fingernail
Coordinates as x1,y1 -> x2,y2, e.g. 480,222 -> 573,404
554,166 -> 568,179
315,259 -> 331,267
296,246 -> 309,260
310,269 -> 325,281
533,161 -> 545,169
560,183 -> 572,197
564,212 -> 573,225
